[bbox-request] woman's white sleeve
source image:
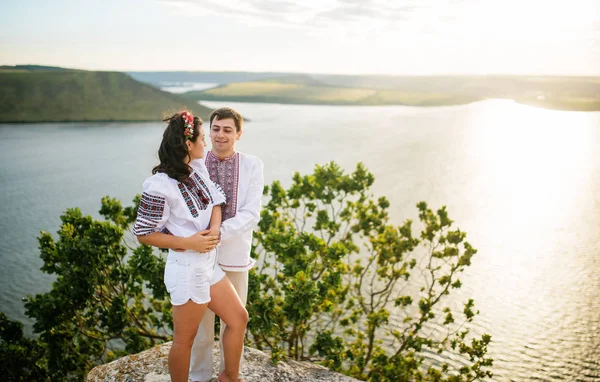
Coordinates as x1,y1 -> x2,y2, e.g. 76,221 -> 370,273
132,177 -> 171,236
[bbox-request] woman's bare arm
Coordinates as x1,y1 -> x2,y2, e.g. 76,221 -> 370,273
137,230 -> 219,253
208,205 -> 223,238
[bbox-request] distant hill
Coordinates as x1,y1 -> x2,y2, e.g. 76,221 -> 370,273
185,75 -> 480,107
0,68 -> 213,123
179,73 -> 600,111
0,64 -> 71,72
312,74 -> 600,99
128,71 -> 294,86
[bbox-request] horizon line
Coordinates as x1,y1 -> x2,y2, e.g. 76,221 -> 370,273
3,64 -> 600,78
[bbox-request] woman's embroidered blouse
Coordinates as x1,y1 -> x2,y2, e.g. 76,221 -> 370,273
133,164 -> 226,239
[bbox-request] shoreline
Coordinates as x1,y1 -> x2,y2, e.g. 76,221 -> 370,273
190,96 -> 600,112
2,98 -> 596,124
0,119 -> 167,124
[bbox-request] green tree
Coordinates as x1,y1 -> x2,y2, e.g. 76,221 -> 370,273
0,312 -> 48,381
247,162 -> 492,381
0,196 -> 173,381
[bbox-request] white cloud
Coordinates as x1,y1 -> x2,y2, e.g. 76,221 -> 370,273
3,0 -> 598,74
159,0 -> 428,27
157,0 -> 599,74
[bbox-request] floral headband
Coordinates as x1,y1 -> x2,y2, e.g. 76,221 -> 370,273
182,111 -> 194,140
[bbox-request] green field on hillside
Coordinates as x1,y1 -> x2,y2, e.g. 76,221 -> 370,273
185,81 -> 480,106
183,75 -> 600,111
0,69 -> 212,123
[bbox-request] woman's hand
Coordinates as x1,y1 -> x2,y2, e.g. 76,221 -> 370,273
184,229 -> 220,253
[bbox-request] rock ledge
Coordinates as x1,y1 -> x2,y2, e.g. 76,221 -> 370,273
86,342 -> 360,382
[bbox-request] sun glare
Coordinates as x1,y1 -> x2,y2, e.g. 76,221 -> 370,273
468,100 -> 596,230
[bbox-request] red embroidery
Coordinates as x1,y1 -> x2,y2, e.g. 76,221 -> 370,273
218,261 -> 253,268
206,151 -> 239,221
133,192 -> 166,236
178,172 -> 213,218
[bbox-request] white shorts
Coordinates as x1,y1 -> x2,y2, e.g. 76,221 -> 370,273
163,250 -> 226,306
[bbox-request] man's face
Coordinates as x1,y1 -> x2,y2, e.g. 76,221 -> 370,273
209,117 -> 241,155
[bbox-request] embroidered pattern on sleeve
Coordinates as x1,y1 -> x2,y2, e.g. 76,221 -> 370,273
212,182 -> 227,206
133,192 -> 166,236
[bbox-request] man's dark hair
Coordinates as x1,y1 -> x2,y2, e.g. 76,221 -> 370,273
210,107 -> 243,132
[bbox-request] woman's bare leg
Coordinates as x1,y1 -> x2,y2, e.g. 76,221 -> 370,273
170,300 -> 208,382
208,277 -> 249,382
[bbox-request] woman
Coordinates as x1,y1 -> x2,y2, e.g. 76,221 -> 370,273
133,111 -> 248,382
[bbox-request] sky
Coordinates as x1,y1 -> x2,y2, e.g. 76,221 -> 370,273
1,0 -> 599,75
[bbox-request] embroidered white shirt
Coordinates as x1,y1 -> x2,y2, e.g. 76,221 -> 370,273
132,165 -> 226,242
194,152 -> 264,271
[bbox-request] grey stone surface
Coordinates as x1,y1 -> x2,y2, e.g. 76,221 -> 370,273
86,342 -> 360,382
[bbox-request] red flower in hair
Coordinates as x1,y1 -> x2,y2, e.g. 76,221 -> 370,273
182,111 -> 194,140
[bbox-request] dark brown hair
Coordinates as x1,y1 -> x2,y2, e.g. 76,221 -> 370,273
209,107 -> 243,132
152,111 -> 202,182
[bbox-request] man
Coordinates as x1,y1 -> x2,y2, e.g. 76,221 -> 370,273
190,107 -> 264,382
